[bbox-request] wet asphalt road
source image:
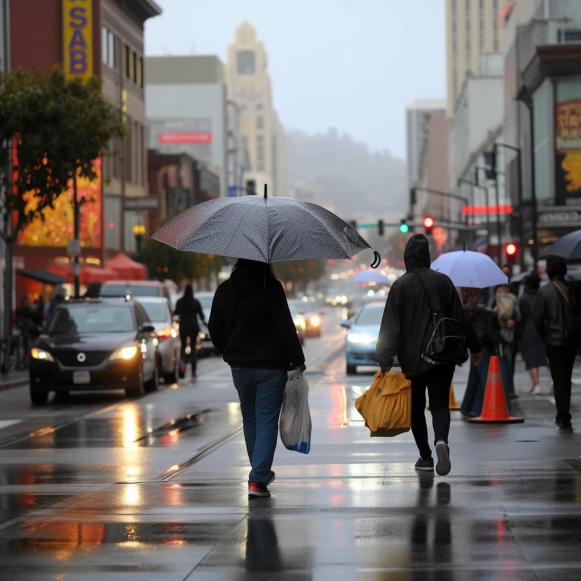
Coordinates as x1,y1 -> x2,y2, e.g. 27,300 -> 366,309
1,309 -> 581,580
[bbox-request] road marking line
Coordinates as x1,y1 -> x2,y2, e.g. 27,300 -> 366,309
0,420 -> 21,430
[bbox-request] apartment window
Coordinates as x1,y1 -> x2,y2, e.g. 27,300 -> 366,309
101,26 -> 117,69
256,103 -> 264,111
124,45 -> 143,87
256,116 -> 264,129
137,57 -> 143,87
125,45 -> 131,80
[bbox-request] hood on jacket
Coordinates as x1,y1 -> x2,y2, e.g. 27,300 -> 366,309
404,234 -> 431,271
230,259 -> 275,297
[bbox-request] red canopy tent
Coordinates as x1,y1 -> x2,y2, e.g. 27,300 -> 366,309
106,253 -> 147,280
46,264 -> 122,286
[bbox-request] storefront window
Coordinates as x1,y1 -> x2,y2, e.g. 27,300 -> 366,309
555,79 -> 581,204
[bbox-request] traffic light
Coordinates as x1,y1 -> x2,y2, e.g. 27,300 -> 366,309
483,150 -> 497,181
505,242 -> 518,264
410,187 -> 417,206
377,219 -> 384,236
423,216 -> 434,235
399,218 -> 409,234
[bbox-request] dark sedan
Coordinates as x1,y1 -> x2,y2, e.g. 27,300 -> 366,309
29,297 -> 159,404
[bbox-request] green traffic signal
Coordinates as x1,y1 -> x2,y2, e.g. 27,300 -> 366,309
399,219 -> 409,233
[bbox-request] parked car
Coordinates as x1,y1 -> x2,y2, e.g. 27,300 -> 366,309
29,297 -> 159,403
341,300 -> 393,375
100,280 -> 170,299
288,301 -> 305,345
135,297 -> 180,384
288,299 -> 322,337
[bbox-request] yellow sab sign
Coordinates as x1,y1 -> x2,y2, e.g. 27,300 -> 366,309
62,0 -> 93,80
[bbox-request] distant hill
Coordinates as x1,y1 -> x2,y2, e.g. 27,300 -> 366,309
287,128 -> 407,217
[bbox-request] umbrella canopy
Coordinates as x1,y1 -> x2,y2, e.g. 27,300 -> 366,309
543,229 -> 581,261
151,194 -> 371,263
106,253 -> 147,280
17,269 -> 67,286
352,270 -> 391,285
431,250 -> 508,288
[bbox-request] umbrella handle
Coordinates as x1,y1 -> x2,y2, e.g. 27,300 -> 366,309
370,251 -> 381,269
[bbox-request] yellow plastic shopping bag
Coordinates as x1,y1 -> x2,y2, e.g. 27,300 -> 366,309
355,371 -> 411,437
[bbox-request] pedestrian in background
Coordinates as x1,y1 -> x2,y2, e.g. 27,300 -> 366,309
174,283 -> 205,380
209,259 -> 306,498
534,257 -> 579,432
460,287 -> 512,418
376,234 -> 482,476
518,273 -> 547,395
495,283 -> 519,399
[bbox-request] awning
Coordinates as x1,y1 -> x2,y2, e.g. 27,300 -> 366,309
46,264 -> 122,286
17,269 -> 67,285
106,252 -> 147,280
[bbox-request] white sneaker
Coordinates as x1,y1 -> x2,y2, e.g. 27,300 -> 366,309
435,441 -> 451,476
531,385 -> 541,396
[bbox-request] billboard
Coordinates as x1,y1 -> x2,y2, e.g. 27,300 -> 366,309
150,119 -> 213,165
18,159 -> 102,248
62,0 -> 93,81
555,99 -> 581,204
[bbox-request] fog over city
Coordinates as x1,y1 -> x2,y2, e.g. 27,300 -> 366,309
145,0 -> 446,161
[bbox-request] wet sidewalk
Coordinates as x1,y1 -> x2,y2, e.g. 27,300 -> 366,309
1,347 -> 580,580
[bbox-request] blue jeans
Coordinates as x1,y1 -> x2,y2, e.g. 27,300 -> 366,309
461,347 -> 511,416
231,367 -> 288,486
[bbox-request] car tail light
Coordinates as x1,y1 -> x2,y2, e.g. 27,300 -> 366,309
157,326 -> 176,342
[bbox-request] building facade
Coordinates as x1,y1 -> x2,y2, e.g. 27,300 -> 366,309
447,0 -> 509,116
504,0 -> 581,263
145,55 -> 229,199
226,22 -> 289,196
8,0 -> 160,302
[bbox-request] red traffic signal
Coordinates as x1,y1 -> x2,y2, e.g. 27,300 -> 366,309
423,216 -> 434,235
505,243 -> 518,263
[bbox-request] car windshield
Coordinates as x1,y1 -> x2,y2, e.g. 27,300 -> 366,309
355,305 -> 384,326
288,303 -> 299,317
47,305 -> 135,334
101,285 -> 159,297
140,302 -> 169,323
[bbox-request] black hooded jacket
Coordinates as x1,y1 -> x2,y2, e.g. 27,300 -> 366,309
376,235 -> 482,377
208,263 -> 305,370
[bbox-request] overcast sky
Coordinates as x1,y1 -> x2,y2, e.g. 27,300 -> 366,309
145,1 -> 446,161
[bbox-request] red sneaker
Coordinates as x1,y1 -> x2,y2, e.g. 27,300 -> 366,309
248,482 -> 270,498
267,471 -> 275,485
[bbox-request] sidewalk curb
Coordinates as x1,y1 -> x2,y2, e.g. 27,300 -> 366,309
0,377 -> 28,392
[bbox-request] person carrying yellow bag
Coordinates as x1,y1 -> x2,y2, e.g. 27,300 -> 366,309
355,371 -> 411,437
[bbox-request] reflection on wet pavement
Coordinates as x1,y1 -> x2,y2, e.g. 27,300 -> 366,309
2,335 -> 581,580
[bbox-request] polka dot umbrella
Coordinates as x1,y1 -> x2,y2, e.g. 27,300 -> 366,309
151,187 -> 374,264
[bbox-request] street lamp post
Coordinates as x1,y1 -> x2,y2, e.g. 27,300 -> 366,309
133,222 -> 146,254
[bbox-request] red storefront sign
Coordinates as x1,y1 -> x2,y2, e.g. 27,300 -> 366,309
462,204 -> 513,215
158,132 -> 212,144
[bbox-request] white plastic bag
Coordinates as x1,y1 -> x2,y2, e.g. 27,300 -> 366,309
279,370 -> 312,454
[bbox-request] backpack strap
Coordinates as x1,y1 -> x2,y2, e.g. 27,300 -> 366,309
552,281 -> 569,305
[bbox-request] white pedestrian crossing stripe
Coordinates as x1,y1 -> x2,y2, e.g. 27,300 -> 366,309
0,420 -> 22,430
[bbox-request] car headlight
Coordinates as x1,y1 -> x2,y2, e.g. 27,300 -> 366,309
293,317 -> 306,330
310,316 -> 321,327
31,348 -> 54,362
110,345 -> 139,360
347,333 -> 376,345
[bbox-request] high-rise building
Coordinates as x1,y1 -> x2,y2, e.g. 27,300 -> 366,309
446,0 -> 508,115
226,22 -> 289,196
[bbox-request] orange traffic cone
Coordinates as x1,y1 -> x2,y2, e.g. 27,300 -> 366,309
469,356 -> 524,424
449,383 -> 460,411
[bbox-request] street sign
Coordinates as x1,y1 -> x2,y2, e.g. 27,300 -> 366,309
124,197 -> 161,211
67,239 -> 81,257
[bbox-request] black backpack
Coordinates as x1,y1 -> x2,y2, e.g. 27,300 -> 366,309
552,281 -> 581,340
414,272 -> 469,365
